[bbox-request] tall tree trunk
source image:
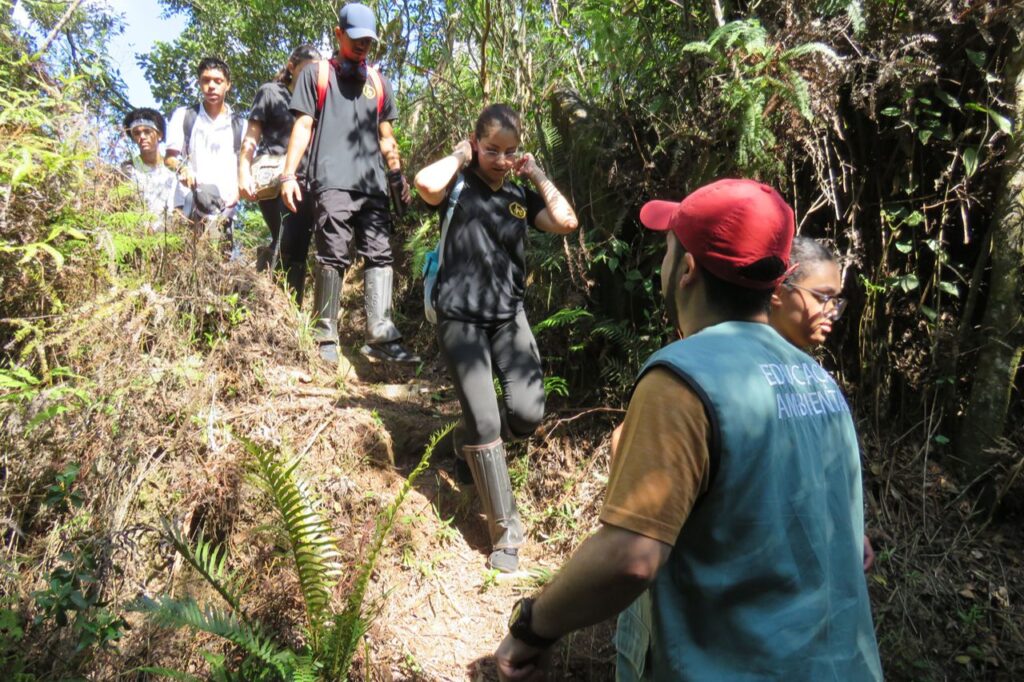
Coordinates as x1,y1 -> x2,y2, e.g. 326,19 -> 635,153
956,36 -> 1024,488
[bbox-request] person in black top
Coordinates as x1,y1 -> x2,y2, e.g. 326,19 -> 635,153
414,104 -> 579,573
280,3 -> 416,365
239,44 -> 320,304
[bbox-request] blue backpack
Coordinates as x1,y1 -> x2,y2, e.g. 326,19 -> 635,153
422,173 -> 466,324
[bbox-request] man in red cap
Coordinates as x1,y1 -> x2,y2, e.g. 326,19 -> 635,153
495,179 -> 881,681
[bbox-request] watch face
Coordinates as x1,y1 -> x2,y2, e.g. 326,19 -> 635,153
508,600 -> 523,630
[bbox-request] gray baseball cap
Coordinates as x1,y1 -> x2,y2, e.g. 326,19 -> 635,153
338,3 -> 378,41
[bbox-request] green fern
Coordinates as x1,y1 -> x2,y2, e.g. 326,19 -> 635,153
136,596 -> 291,679
532,307 -> 594,334
320,422 -> 455,678
162,520 -> 246,615
138,667 -> 204,681
242,437 -> 341,637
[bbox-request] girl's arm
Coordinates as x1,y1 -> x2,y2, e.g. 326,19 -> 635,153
517,154 -> 578,235
237,120 -> 263,201
414,139 -> 472,206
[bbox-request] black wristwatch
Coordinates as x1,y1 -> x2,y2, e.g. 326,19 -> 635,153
508,597 -> 559,649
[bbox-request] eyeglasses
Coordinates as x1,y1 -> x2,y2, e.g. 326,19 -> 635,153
479,149 -> 520,161
785,282 -> 848,321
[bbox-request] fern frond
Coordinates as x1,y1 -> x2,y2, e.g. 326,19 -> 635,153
681,40 -> 712,55
781,66 -> 814,122
137,595 -> 291,678
781,42 -> 842,64
532,307 -> 594,334
162,520 -> 245,614
138,667 -> 204,681
708,19 -> 767,53
241,437 -> 341,635
287,654 -> 318,682
321,422 -> 456,678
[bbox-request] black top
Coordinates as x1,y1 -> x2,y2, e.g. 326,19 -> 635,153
289,61 -> 397,196
248,82 -> 294,155
436,170 -> 546,322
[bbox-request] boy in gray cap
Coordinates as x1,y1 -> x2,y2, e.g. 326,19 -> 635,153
280,3 -> 417,365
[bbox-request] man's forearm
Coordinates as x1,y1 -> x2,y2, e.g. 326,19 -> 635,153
283,119 -> 313,175
379,135 -> 401,171
529,525 -> 668,640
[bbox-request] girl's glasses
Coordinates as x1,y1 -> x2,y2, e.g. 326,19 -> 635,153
480,149 -> 521,161
786,282 -> 848,321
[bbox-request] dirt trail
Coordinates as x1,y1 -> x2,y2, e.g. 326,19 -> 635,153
239,292 -> 618,681
287,346 -> 617,681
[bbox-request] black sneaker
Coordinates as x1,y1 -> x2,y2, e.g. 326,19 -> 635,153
360,340 -> 420,364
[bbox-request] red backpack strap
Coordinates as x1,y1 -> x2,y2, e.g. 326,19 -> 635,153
316,59 -> 330,114
366,65 -> 385,117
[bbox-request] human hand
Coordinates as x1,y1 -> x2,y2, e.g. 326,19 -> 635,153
514,153 -> 543,182
863,535 -> 875,573
452,139 -> 472,168
238,172 -> 255,201
281,178 -> 302,213
495,633 -> 549,682
177,166 -> 196,190
387,169 -> 411,206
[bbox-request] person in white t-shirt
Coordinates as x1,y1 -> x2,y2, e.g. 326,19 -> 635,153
165,57 -> 244,250
122,107 -> 179,230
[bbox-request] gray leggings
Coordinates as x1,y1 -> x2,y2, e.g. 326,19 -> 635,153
438,310 -> 546,446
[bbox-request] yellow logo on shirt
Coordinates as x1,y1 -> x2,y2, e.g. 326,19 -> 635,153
363,83 -> 377,99
509,202 -> 527,219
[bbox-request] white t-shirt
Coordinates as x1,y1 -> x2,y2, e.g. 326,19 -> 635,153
166,104 -> 239,207
128,157 -> 180,230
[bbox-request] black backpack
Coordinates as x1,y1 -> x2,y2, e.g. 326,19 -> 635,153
181,104 -> 245,156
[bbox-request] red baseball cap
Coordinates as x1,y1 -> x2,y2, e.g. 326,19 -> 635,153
639,178 -> 795,290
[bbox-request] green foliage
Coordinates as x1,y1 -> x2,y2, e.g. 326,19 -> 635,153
244,437 -> 341,636
681,19 -> 840,176
142,0 -> 336,111
141,425 -> 453,680
43,462 -> 85,513
0,366 -> 94,432
32,547 -> 128,662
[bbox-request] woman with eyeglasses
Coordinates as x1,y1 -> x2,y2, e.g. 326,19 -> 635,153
769,236 -> 875,571
414,103 -> 578,573
769,236 -> 847,349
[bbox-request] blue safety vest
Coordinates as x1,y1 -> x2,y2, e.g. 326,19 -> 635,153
615,321 -> 882,681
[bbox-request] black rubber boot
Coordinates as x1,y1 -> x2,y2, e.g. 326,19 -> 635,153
283,259 -> 308,307
312,264 -> 342,364
463,439 -> 523,573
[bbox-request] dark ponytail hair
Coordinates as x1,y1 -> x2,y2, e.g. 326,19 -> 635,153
786,236 -> 837,285
275,44 -> 321,85
474,103 -> 523,141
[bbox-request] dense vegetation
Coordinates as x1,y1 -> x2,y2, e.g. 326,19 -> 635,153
2,0 -> 1022,680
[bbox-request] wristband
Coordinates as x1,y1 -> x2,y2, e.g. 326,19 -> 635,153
280,174 -> 297,183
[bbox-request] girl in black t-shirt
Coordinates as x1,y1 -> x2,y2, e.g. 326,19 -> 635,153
239,44 -> 320,304
414,104 -> 579,573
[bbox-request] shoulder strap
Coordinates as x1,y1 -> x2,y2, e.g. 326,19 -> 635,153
366,65 -> 385,117
437,173 -> 466,272
315,59 -> 330,115
182,105 -> 199,157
